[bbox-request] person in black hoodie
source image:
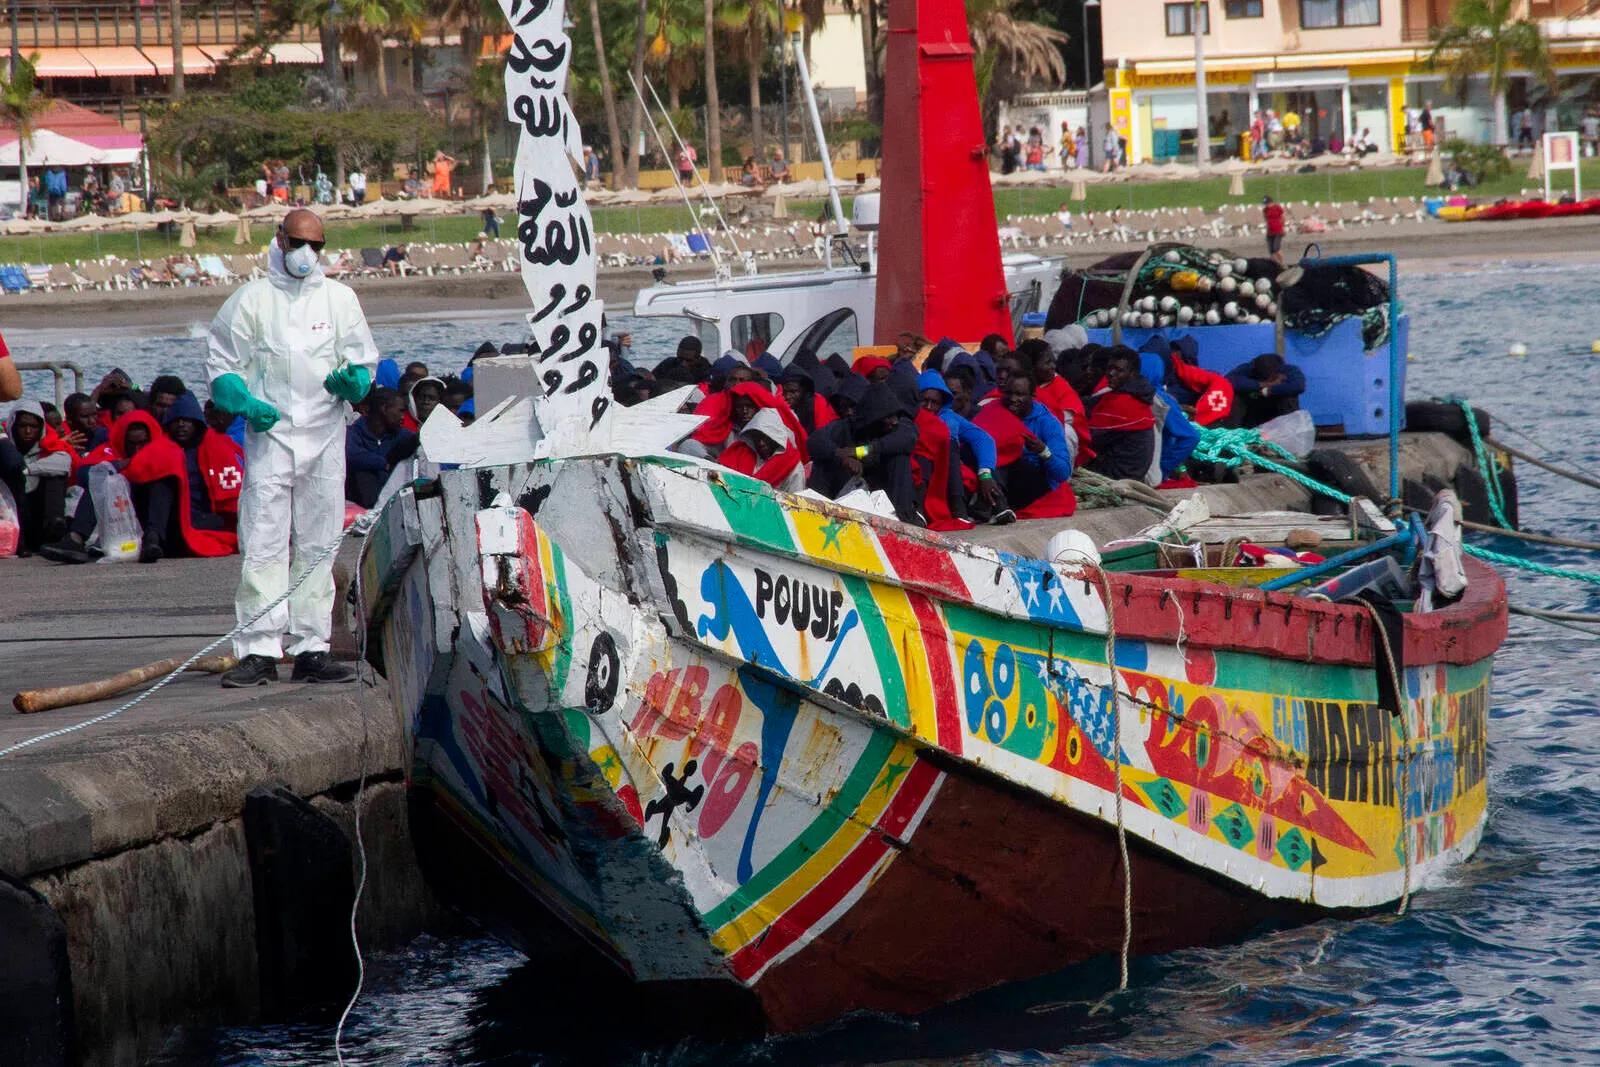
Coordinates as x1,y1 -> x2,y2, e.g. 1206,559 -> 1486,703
807,381 -> 920,523
779,351 -> 838,436
1084,347 -> 1158,482
652,335 -> 713,386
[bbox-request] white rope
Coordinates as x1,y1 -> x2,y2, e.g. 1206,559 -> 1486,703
334,539 -> 375,1065
1053,548 -> 1132,999
0,516 -> 373,760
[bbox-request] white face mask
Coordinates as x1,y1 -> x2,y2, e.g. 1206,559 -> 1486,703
283,242 -> 319,279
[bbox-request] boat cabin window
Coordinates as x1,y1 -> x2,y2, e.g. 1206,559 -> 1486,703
731,313 -> 784,359
780,307 -> 860,365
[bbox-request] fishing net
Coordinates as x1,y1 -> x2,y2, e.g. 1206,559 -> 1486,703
1044,243 -> 1393,349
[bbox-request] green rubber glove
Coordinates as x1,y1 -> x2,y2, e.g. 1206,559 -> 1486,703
210,372 -> 279,433
323,364 -> 372,405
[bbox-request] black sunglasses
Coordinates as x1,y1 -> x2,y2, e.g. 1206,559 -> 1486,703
281,232 -> 325,253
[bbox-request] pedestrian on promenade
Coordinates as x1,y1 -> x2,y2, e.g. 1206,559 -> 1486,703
1262,195 -> 1289,267
205,208 -> 380,688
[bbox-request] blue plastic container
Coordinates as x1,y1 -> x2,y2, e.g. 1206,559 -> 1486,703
1084,314 -> 1409,437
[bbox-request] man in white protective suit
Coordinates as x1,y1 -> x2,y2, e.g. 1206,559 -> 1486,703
206,208 -> 380,687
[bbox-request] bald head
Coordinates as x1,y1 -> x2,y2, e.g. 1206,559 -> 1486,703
280,208 -> 325,244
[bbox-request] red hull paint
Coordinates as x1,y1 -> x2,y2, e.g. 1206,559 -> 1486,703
1103,558 -> 1506,670
753,753 -> 1315,1032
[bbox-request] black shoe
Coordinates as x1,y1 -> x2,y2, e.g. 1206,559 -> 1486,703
138,538 -> 164,564
291,651 -> 356,684
38,538 -> 93,564
220,654 -> 279,688
989,508 -> 1017,526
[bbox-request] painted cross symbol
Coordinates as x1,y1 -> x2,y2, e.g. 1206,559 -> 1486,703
644,760 -> 704,849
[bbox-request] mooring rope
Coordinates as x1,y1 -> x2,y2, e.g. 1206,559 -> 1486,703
335,548 -> 377,1067
0,516 -> 374,760
1444,398 -> 1513,529
1053,551 -> 1133,1001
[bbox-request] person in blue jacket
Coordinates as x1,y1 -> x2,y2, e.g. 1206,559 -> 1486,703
1137,337 -> 1200,481
999,372 -> 1073,511
344,387 -> 417,507
1226,353 -> 1306,428
918,369 -> 1009,518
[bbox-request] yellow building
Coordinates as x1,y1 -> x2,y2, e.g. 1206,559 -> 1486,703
1098,0 -> 1600,163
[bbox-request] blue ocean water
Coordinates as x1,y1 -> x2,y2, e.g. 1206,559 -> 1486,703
16,263 -> 1600,1065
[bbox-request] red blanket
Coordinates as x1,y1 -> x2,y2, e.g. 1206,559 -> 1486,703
1170,360 -> 1234,426
913,409 -> 972,532
108,411 -> 237,557
972,402 -> 1076,519
718,438 -> 803,489
691,383 -> 807,453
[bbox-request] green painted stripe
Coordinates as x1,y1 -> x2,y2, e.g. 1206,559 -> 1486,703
701,727 -> 898,930
842,573 -> 913,729
708,476 -> 796,553
549,541 -> 575,694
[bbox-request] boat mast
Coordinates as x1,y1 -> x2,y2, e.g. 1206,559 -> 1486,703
872,0 -> 1013,344
627,71 -> 732,279
784,8 -> 847,240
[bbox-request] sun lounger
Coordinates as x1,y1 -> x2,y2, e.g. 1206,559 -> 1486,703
0,265 -> 32,293
197,254 -> 235,283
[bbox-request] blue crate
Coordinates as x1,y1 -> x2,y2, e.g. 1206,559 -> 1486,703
1084,314 -> 1409,437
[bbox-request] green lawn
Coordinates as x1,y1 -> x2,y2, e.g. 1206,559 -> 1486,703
0,158 -> 1593,267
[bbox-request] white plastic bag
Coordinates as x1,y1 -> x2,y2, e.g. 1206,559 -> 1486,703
88,462 -> 142,562
1255,409 -> 1316,459
0,480 -> 19,558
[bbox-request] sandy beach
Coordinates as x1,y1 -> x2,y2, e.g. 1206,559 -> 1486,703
0,214 -> 1594,335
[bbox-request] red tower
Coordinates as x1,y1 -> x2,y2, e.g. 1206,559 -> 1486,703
873,0 -> 1014,346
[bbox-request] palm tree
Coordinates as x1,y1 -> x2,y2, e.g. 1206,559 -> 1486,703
169,0 -> 185,99
465,56 -> 504,194
586,0 -> 628,189
703,0 -> 722,181
966,0 -> 1067,116
1427,0 -> 1554,147
338,0 -> 425,97
625,0 -> 649,187
0,54 -> 46,217
645,0 -> 704,112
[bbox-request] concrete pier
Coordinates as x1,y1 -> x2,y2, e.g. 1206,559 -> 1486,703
0,554 -> 438,1067
0,430 -> 1491,1066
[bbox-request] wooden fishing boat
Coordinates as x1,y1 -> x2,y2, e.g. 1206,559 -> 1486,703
355,0 -> 1505,1035
359,454 -> 1502,1032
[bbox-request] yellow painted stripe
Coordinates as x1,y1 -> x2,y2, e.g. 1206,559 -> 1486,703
790,508 -> 887,576
710,739 -> 919,955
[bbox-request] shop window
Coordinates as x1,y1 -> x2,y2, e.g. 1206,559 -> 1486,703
1165,2 -> 1210,35
1225,0 -> 1263,16
1300,0 -> 1379,28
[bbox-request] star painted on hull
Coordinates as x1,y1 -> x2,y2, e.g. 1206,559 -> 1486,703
875,758 -> 912,794
820,518 -> 845,552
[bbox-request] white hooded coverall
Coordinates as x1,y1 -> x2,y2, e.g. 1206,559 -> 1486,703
205,244 -> 379,660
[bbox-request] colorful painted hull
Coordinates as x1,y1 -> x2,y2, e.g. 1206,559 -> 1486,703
360,456 -> 1504,1032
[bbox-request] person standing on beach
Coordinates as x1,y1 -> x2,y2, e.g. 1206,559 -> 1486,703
205,208 -> 379,688
1262,195 -> 1288,267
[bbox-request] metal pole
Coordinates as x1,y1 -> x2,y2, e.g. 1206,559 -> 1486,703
627,71 -> 727,275
638,73 -> 744,259
779,30 -> 791,167
1082,0 -> 1096,170
790,33 -> 847,234
1193,0 -> 1210,167
1295,251 -> 1404,504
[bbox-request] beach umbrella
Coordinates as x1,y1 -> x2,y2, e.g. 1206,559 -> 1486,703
178,216 -> 197,248
234,217 -> 252,245
1229,170 -> 1246,196
58,214 -> 108,231
242,202 -> 289,220
1425,150 -> 1445,187
772,193 -> 788,219
1070,178 -> 1087,202
1527,148 -> 1544,182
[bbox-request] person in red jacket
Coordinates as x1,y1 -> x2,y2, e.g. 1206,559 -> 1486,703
1164,336 -> 1234,426
717,407 -> 805,492
41,410 -> 238,564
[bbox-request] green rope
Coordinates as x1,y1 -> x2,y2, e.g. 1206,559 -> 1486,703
1462,542 -> 1600,587
1444,396 -> 1512,529
1191,427 -> 1355,504
1194,426 -> 1600,588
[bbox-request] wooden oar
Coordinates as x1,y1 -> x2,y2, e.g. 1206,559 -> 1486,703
13,655 -> 238,715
